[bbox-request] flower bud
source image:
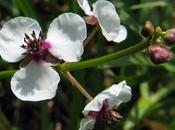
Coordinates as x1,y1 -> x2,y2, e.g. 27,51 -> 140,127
141,21 -> 154,38
84,15 -> 98,25
148,44 -> 173,64
163,28 -> 175,45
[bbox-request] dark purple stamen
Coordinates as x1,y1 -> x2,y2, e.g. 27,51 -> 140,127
89,99 -> 122,125
20,31 -> 61,66
20,31 -> 50,63
21,31 -> 43,55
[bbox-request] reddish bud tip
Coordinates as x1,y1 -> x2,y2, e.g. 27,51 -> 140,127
141,21 -> 154,38
163,28 -> 175,45
148,44 -> 173,64
84,15 -> 98,25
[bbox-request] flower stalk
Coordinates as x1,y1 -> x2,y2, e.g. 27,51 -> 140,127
64,71 -> 93,101
83,25 -> 99,47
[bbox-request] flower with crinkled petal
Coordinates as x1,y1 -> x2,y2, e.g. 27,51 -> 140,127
0,13 -> 87,101
77,0 -> 127,43
79,81 -> 132,130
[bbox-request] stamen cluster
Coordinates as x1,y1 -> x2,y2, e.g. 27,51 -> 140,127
21,31 -> 44,56
89,99 -> 122,125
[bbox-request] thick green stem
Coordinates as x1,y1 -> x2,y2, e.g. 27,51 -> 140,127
0,39 -> 149,78
60,39 -> 149,72
0,70 -> 16,79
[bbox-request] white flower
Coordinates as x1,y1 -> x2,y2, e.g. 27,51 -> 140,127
77,0 -> 127,43
0,13 -> 87,101
79,81 -> 132,130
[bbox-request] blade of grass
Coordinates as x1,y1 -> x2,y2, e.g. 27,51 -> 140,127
13,0 -> 37,19
68,0 -> 78,12
41,101 -> 51,130
130,1 -> 168,10
67,71 -> 85,130
124,83 -> 175,130
0,110 -> 11,130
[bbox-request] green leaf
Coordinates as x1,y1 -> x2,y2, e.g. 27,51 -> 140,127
120,10 -> 141,34
41,101 -> 51,130
13,0 -> 38,19
160,63 -> 175,73
68,0 -> 78,12
169,119 -> 175,130
130,1 -> 168,10
124,83 -> 173,130
67,71 -> 85,130
11,127 -> 19,130
0,110 -> 11,130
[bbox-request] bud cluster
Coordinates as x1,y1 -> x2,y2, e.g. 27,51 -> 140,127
141,21 -> 174,64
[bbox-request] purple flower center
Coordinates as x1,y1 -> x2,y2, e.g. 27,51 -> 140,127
89,99 -> 122,125
20,31 -> 51,64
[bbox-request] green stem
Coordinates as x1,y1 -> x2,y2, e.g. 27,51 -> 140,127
60,39 -> 149,72
83,25 -> 99,47
0,40 -> 149,77
0,70 -> 16,79
63,72 -> 93,101
41,101 -> 51,130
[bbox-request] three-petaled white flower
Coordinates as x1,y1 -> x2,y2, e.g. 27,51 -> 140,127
79,81 -> 132,130
0,13 -> 87,101
77,0 -> 127,43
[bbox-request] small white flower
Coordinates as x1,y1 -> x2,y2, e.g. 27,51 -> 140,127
0,13 -> 87,101
77,0 -> 127,43
79,81 -> 132,130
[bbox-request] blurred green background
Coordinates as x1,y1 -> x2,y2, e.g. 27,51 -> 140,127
0,0 -> 175,130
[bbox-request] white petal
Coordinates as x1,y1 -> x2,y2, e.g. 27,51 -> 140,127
82,81 -> 132,116
92,0 -> 121,42
47,13 -> 87,62
105,81 -> 132,108
79,118 -> 96,130
77,0 -> 94,16
114,25 -> 127,43
0,17 -> 42,62
11,61 -> 60,101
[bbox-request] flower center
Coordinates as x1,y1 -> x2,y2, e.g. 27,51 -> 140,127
99,110 -> 122,124
20,31 -> 50,64
19,30 -> 60,66
89,109 -> 123,125
89,99 -> 123,125
21,31 -> 44,56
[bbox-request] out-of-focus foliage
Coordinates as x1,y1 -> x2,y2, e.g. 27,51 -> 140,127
0,0 -> 175,130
